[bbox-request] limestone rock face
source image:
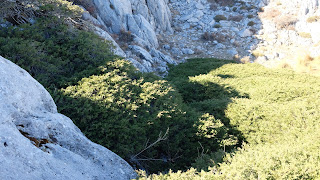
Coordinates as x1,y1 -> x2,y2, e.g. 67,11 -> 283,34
93,0 -> 132,34
127,14 -> 159,48
93,0 -> 172,48
94,26 -> 127,58
0,56 -> 136,180
89,0 -> 175,74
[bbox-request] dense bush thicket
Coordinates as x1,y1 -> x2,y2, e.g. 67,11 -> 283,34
0,3 -> 235,172
138,59 -> 320,179
0,17 -> 112,89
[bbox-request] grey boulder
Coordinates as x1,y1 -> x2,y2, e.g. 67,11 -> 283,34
0,56 -> 136,180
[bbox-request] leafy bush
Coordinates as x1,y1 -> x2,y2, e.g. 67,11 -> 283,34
58,59 -> 237,172
214,15 -> 227,22
0,7 -> 234,173
247,14 -> 254,19
59,60 -> 199,171
143,58 -> 320,179
3,1 -> 320,178
247,21 -> 255,26
0,17 -> 113,89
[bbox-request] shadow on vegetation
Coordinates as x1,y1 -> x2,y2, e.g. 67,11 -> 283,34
0,5 -> 245,174
166,58 -> 246,148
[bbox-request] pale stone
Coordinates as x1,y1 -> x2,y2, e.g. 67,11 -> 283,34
0,56 -> 136,180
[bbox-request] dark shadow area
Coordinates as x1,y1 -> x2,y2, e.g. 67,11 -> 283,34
52,58 -> 247,173
166,57 -> 247,155
217,74 -> 235,79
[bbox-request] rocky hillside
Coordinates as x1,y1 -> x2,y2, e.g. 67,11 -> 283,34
76,0 -> 320,74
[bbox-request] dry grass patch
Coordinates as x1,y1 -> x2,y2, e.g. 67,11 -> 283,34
239,56 -> 251,63
296,54 -> 320,74
274,15 -> 297,30
119,29 -> 134,42
307,16 -> 320,23
252,49 -> 265,57
280,52 -> 320,75
298,32 -> 312,38
259,7 -> 297,30
258,7 -> 281,19
201,32 -> 229,43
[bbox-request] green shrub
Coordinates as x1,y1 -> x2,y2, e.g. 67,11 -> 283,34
247,14 -> 254,19
214,15 -> 227,22
59,60 -> 236,172
213,24 -> 221,28
153,59 -> 320,179
247,21 -> 255,26
0,11 -> 234,173
3,1 -> 320,178
0,17 -> 114,89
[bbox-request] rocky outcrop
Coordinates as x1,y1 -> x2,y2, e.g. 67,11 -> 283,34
127,14 -> 159,48
253,0 -> 320,67
127,45 -> 176,74
0,56 -> 136,180
85,0 -> 175,74
93,0 -> 172,48
82,0 -> 320,73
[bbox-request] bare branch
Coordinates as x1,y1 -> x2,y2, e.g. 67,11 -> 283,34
132,128 -> 169,160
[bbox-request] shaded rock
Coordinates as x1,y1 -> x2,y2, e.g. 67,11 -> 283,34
180,14 -> 193,21
239,29 -> 253,37
93,0 -> 132,33
227,48 -> 238,57
171,48 -> 183,56
144,0 -> 173,33
127,58 -> 150,72
209,19 -> 216,25
216,43 -> 226,49
93,0 -> 172,46
163,44 -> 171,50
182,48 -> 194,55
129,45 -> 153,62
196,3 -> 205,9
93,27 -> 126,57
0,56 -> 136,180
194,10 -> 204,18
127,14 -> 159,48
220,20 -> 233,27
187,17 -> 199,23
150,48 -> 177,64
